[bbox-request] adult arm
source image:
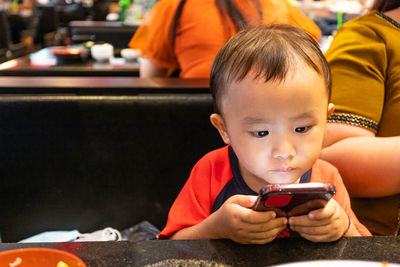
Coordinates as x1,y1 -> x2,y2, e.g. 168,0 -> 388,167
139,58 -> 169,78
321,123 -> 400,197
129,0 -> 178,78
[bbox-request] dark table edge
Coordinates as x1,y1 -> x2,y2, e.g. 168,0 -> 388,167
0,77 -> 210,94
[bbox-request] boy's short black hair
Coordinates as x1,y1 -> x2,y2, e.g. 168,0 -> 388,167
210,24 -> 331,114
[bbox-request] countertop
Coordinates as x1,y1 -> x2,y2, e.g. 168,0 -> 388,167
1,237 -> 400,266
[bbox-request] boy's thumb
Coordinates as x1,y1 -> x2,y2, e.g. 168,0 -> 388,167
229,194 -> 258,209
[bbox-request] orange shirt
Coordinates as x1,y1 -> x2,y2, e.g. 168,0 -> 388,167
129,0 -> 321,78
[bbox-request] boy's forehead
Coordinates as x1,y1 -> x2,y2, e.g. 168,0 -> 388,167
225,63 -> 328,96
220,66 -> 328,112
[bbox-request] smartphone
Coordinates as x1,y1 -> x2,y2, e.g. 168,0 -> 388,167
252,183 -> 336,217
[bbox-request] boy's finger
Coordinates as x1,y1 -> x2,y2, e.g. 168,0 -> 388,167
247,217 -> 288,233
248,224 -> 287,242
288,214 -> 330,227
308,199 -> 335,220
241,209 -> 277,224
228,194 -> 258,209
290,223 -> 331,235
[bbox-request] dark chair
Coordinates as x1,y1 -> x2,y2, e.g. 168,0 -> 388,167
69,20 -> 138,48
0,47 -> 7,63
0,94 -> 223,242
0,10 -> 27,60
56,3 -> 88,27
35,4 -> 60,46
0,10 -> 12,51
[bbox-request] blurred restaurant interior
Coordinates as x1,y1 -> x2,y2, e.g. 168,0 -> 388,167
0,0 -> 368,65
2,0 -> 400,266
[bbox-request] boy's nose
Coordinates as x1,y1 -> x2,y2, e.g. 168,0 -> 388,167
271,137 -> 296,160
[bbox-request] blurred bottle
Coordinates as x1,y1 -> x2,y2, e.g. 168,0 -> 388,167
9,0 -> 19,12
119,0 -> 130,22
125,0 -> 157,25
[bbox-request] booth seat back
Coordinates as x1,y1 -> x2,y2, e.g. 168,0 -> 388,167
0,94 -> 223,242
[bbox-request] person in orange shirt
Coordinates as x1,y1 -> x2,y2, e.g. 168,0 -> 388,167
129,0 -> 321,78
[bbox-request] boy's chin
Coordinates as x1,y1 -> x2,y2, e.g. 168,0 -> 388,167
262,174 -> 301,185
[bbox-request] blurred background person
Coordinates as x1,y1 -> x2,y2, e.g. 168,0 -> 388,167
322,0 -> 400,236
19,0 -> 39,52
128,0 -> 322,78
5,0 -> 39,52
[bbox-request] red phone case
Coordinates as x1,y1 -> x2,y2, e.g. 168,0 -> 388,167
252,183 -> 336,217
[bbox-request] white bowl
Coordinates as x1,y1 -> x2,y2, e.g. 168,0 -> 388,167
91,44 -> 114,62
120,48 -> 140,61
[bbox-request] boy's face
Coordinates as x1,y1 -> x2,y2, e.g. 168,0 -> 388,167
211,64 -> 334,191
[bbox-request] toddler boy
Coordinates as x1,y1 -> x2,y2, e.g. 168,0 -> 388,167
159,24 -> 371,243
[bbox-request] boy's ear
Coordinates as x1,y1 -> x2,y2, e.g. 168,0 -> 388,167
327,103 -> 335,118
210,113 -> 230,144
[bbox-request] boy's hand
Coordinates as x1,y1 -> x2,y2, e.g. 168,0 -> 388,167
214,195 -> 287,244
287,199 -> 350,242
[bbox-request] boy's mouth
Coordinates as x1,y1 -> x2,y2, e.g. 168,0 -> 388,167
274,167 -> 295,173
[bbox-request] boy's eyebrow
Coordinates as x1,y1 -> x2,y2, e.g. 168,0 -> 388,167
241,112 -> 317,124
292,111 -> 317,120
241,117 -> 268,125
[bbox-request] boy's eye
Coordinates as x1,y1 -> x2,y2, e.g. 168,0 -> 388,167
295,126 -> 311,133
253,131 -> 269,137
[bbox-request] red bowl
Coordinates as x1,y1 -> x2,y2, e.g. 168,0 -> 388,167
0,248 -> 86,267
49,47 -> 88,60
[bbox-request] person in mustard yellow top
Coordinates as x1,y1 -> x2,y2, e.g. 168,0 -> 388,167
128,0 -> 321,78
322,0 -> 400,236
